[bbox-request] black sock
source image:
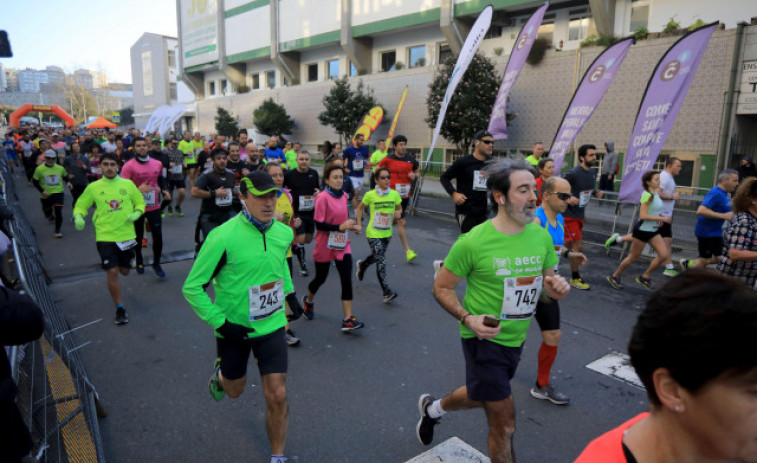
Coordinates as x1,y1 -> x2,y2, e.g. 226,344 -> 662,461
572,272 -> 581,280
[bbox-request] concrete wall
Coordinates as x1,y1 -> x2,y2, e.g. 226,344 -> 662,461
648,0 -> 756,31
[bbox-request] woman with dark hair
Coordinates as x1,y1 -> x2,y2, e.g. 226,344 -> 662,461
63,141 -> 91,203
717,177 -> 757,289
302,162 -> 364,332
321,140 -> 333,161
535,158 -> 554,206
605,171 -> 669,290
87,142 -> 103,182
576,269 -> 757,462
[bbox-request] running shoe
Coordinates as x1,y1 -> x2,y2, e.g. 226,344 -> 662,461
530,383 -> 570,405
604,233 -> 620,251
416,394 -> 440,446
285,329 -> 300,346
208,358 -> 225,401
161,212 -> 165,218
569,277 -> 590,290
636,275 -> 654,290
53,232 -> 63,238
433,260 -> 443,280
606,275 -> 623,290
136,264 -> 145,275
406,249 -> 418,263
383,291 -> 398,304
303,296 -> 314,320
662,268 -> 679,277
341,316 -> 364,332
114,307 -> 129,325
355,259 -> 365,281
299,262 -> 308,277
678,258 -> 691,271
166,206 -> 174,217
153,264 -> 166,279
176,206 -> 184,217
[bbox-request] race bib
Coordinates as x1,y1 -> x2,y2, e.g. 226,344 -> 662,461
23,150 -> 33,158
91,167 -> 102,175
353,159 -> 364,170
162,168 -> 167,178
204,160 -> 212,170
299,195 -> 314,211
372,211 -> 392,230
171,165 -> 183,175
396,183 -> 411,199
45,175 -> 60,186
215,189 -> 232,206
500,275 -> 543,320
248,279 -> 283,320
579,190 -> 592,207
116,239 -> 137,251
194,148 -> 203,156
473,170 -> 488,191
327,231 -> 348,250
142,189 -> 156,207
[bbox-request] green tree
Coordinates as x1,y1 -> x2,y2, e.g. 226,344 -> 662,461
426,54 -> 511,153
318,76 -> 381,144
253,98 -> 295,136
214,107 -> 240,138
117,107 -> 135,126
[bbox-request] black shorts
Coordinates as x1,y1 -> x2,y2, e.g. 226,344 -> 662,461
658,221 -> 672,238
186,164 -> 199,173
216,327 -> 288,380
399,197 -> 410,219
631,222 -> 660,243
462,337 -> 522,402
168,178 -> 186,190
96,241 -> 136,270
41,192 -> 65,208
456,213 -> 487,234
295,214 -> 315,235
697,236 -> 723,259
534,299 -> 560,331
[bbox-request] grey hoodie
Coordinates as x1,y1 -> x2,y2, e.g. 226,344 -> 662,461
601,141 -> 618,176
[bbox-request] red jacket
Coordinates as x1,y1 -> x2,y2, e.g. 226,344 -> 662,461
574,413 -> 648,463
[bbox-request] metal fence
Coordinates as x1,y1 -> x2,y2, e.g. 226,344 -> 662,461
2,164 -> 106,463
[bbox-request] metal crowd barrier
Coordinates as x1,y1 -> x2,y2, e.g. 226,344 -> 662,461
2,164 -> 106,463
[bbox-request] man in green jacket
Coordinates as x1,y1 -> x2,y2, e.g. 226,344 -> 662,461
73,152 -> 146,325
183,170 -> 297,463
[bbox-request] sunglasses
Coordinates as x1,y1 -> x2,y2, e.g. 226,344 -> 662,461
549,192 -> 572,201
479,139 -> 494,145
378,175 -> 391,180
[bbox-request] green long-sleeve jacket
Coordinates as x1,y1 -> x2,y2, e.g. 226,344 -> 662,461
72,176 -> 145,242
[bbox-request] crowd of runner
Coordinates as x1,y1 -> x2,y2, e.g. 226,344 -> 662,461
3,123 -> 756,463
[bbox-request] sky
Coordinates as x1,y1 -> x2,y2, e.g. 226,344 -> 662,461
2,0 -> 178,84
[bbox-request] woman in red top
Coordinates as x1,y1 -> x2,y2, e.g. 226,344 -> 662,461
535,158 -> 554,206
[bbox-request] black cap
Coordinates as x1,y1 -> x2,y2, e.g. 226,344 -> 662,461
473,130 -> 493,141
240,170 -> 278,196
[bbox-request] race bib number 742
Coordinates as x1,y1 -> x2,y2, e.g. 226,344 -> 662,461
500,275 -> 543,320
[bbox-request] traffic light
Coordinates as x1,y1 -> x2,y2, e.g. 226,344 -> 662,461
0,31 -> 12,58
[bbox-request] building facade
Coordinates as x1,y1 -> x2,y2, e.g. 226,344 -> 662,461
177,0 -> 757,188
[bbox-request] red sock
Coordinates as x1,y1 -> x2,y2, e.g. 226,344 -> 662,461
537,342 -> 558,388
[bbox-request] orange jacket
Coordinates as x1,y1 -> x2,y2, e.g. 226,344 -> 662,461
574,413 -> 648,463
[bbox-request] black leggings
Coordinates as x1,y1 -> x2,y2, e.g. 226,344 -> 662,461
308,254 -> 353,301
362,237 -> 391,292
41,193 -> 64,233
134,209 -> 163,266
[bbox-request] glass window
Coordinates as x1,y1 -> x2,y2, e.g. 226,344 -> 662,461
308,63 -> 318,82
381,50 -> 396,72
327,59 -> 339,79
169,83 -> 177,100
409,46 -> 426,68
569,17 -> 590,41
167,50 -> 176,68
221,79 -> 228,95
484,25 -> 502,40
630,2 -> 650,31
350,62 -> 358,77
208,81 -> 215,95
251,73 -> 260,90
267,71 -> 275,89
438,43 -> 453,65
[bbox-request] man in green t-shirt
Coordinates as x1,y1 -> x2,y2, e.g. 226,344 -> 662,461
32,150 -> 68,238
355,166 -> 402,303
368,139 -> 388,189
524,142 -> 544,167
415,159 -> 570,463
284,141 -> 300,170
73,152 -> 146,325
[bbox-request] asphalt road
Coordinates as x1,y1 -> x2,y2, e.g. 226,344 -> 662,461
15,168 -> 659,463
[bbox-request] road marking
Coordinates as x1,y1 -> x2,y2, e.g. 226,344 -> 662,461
586,351 -> 644,389
405,437 -> 489,463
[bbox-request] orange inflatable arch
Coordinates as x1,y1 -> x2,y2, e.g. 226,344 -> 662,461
9,104 -> 76,128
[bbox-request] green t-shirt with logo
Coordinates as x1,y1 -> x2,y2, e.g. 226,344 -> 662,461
361,189 -> 401,239
72,176 -> 146,242
370,150 -> 388,170
32,164 -> 67,196
284,150 -> 298,170
444,220 -> 558,347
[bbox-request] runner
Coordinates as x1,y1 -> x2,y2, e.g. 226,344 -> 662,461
440,130 -> 492,233
185,131 -> 204,189
302,162 -> 364,331
227,142 -> 252,213
191,148 -> 236,244
284,142 -> 300,170
717,177 -> 757,289
245,143 -> 266,170
265,136 -> 286,163
32,150 -> 68,238
658,157 -> 682,277
62,141 -> 91,204
284,150 -> 320,277
18,132 -> 37,184
342,133 -> 369,207
535,158 -> 555,206
4,132 -> 20,169
182,170 -> 294,463
164,138 -> 187,217
416,159 -> 569,462
120,137 -> 171,278
562,144 -> 602,290
605,171 -> 670,290
355,166 -> 402,303
525,142 -> 544,167
264,162 -> 304,346
73,152 -> 145,325
378,134 -> 419,263
369,139 -> 388,189
530,176 -> 582,405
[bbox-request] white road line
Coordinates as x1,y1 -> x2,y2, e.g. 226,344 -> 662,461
404,437 -> 490,463
586,351 -> 644,389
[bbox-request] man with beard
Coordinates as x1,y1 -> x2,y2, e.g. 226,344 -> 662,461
416,159 -> 569,463
561,144 -> 602,290
191,148 -> 236,242
226,142 -> 252,213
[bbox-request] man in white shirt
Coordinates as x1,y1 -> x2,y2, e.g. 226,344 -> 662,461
658,157 -> 682,277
